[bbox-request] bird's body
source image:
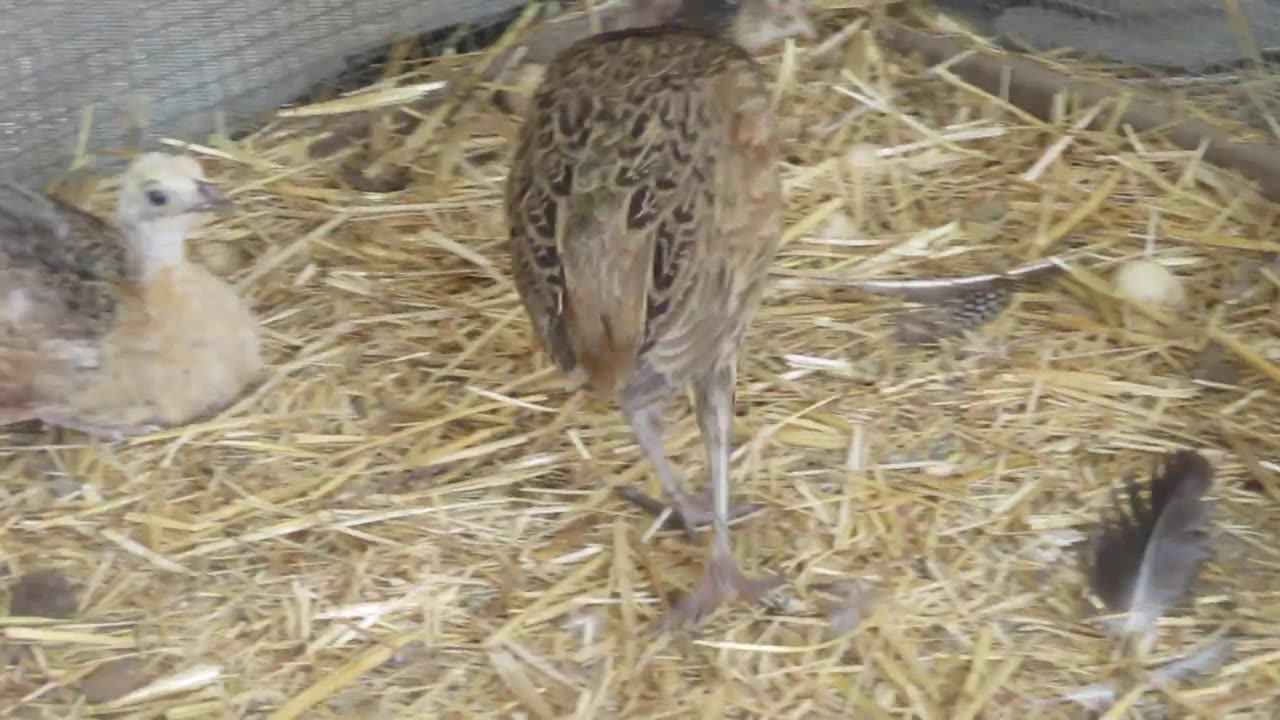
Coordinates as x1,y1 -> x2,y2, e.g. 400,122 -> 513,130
0,153 -> 263,439
34,259 -> 263,432
509,26 -> 780,406
506,0 -> 814,630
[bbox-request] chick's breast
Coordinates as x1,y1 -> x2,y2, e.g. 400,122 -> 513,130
505,27 -> 782,404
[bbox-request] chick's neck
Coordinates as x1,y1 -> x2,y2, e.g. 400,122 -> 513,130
120,216 -> 190,278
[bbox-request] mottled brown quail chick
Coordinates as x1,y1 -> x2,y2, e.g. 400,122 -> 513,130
505,0 -> 815,631
0,153 -> 264,440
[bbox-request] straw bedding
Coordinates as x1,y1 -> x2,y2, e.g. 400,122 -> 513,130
3,4 -> 1279,718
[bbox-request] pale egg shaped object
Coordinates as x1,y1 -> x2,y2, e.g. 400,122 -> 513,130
1111,258 -> 1188,308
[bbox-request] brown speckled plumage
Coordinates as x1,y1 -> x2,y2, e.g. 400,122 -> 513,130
507,26 -> 780,401
0,182 -> 132,340
505,0 -> 815,632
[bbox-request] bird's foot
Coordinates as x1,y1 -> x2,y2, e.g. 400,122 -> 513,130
655,542 -> 783,634
613,485 -> 762,540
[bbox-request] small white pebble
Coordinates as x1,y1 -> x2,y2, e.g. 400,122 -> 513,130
562,607 -> 607,645
819,211 -> 857,239
873,682 -> 899,707
1111,258 -> 1187,308
6,289 -> 31,323
845,142 -> 880,169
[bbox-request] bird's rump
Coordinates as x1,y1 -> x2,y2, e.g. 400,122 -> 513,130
506,27 -> 775,397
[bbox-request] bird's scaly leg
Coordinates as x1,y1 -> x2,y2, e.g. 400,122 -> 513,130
621,397 -> 759,540
631,364 -> 782,632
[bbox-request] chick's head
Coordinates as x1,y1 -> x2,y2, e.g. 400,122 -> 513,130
118,153 -> 231,227
668,0 -> 814,52
116,153 -> 233,267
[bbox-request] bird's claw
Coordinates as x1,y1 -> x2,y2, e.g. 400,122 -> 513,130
613,485 -> 763,540
653,543 -> 784,635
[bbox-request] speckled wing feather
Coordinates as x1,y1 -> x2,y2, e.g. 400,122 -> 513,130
895,284 -> 1014,344
0,182 -> 131,339
506,26 -> 779,398
0,182 -> 131,416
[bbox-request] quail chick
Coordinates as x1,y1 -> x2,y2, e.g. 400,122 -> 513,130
0,152 -> 264,440
505,0 -> 815,631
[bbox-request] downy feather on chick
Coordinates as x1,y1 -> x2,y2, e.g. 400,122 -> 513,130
1085,450 -> 1215,653
0,152 -> 264,440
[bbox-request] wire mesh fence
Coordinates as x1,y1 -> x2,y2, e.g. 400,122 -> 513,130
936,0 -> 1280,69
2,1 -> 1278,189
0,0 -> 532,187
930,0 -> 1280,136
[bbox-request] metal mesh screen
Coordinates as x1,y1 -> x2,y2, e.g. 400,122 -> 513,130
930,0 -> 1280,68
5,1 -> 1276,187
930,0 -> 1280,133
0,0 -> 531,187
995,0 -> 1279,69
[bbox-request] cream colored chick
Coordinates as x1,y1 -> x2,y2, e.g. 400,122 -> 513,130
0,152 -> 263,440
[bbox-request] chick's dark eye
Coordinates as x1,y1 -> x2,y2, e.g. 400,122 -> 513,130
146,189 -> 167,207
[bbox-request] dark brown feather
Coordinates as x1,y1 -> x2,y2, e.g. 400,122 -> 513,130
1085,450 -> 1215,639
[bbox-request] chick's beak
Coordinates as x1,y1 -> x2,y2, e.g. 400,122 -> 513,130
193,180 -> 235,214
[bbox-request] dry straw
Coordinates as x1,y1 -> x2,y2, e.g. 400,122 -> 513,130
3,2 -> 1279,718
